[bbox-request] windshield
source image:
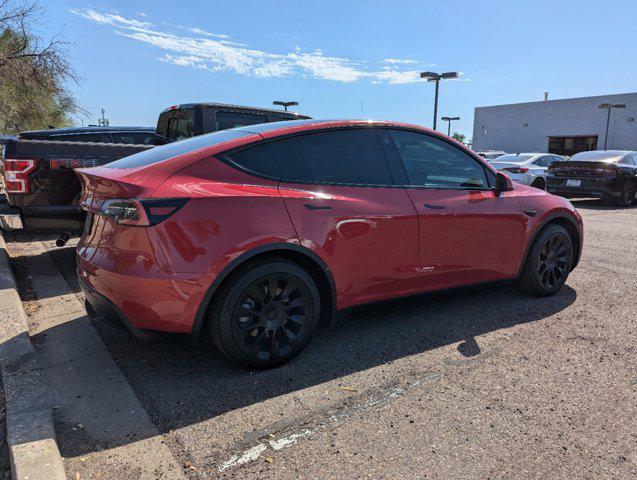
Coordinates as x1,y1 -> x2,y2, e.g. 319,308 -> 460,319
105,129 -> 253,169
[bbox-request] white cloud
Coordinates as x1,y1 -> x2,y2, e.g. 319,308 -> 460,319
71,8 -> 453,85
382,58 -> 418,65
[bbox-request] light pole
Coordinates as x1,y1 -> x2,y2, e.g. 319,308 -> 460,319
273,100 -> 298,112
441,116 -> 460,136
420,71 -> 458,130
598,103 -> 626,150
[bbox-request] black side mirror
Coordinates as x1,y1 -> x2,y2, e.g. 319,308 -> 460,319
495,172 -> 514,195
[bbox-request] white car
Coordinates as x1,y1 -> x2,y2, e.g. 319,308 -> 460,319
490,153 -> 566,190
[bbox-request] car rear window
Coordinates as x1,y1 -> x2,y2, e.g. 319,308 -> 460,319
106,129 -> 253,169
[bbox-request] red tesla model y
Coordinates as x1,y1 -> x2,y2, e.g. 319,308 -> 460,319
76,120 -> 583,368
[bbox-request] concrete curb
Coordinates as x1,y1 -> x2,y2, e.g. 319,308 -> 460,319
0,231 -> 66,480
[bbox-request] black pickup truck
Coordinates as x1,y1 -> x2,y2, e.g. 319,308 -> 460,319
0,103 -> 309,231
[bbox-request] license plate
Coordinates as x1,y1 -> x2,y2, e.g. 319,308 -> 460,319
566,179 -> 581,187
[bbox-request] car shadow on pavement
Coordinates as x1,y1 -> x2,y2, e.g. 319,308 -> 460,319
571,198 -> 637,211
42,280 -> 576,458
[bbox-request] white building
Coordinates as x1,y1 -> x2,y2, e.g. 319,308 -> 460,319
472,92 -> 637,156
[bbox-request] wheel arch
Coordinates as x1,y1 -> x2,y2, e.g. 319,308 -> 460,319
516,213 -> 582,278
191,242 -> 337,339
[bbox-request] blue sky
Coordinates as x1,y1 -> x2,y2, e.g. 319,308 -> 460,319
42,0 -> 637,138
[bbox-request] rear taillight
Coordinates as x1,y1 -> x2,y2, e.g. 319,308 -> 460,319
3,159 -> 38,193
502,167 -> 529,174
100,198 -> 188,226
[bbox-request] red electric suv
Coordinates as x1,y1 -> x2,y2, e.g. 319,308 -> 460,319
76,120 -> 583,368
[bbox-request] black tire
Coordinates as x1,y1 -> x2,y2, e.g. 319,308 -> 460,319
613,181 -> 636,207
530,178 -> 546,190
517,224 -> 573,297
208,257 -> 321,368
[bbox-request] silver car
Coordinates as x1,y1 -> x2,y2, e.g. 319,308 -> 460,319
490,153 -> 565,190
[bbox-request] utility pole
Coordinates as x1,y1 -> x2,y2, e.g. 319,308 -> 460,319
98,108 -> 110,126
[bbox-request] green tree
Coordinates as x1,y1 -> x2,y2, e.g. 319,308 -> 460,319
0,1 -> 81,133
452,132 -> 466,144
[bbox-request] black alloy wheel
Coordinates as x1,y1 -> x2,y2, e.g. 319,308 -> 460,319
518,224 -> 573,296
209,258 -> 320,368
232,273 -> 313,362
536,234 -> 569,290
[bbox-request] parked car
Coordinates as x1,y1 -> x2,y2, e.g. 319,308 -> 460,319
76,119 -> 583,368
0,104 -> 310,232
476,150 -> 506,160
490,153 -> 565,190
19,126 -> 156,144
546,150 -> 637,206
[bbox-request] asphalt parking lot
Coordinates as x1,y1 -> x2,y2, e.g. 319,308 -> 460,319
3,199 -> 636,479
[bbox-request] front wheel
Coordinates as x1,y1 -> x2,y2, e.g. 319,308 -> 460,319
209,257 -> 321,368
517,224 -> 573,296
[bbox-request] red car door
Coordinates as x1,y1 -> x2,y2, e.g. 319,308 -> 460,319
381,128 -> 527,290
274,128 -> 419,310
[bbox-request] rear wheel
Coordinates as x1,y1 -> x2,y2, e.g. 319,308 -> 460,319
209,257 -> 320,368
517,224 -> 573,296
614,181 -> 636,207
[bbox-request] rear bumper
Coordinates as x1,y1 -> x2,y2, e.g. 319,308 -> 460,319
0,196 -> 23,229
80,276 -> 159,340
77,254 -> 207,334
0,199 -> 84,230
546,177 -> 619,199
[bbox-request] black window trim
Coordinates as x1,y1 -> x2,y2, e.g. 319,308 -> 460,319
218,125 -> 497,190
219,125 -> 401,188
381,127 -> 497,191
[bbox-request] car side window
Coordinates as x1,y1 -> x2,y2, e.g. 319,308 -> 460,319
534,156 -> 553,167
278,129 -> 392,185
387,129 -> 489,189
225,141 -> 290,179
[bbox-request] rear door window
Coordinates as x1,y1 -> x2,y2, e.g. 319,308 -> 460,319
215,111 -> 268,130
278,129 -> 392,185
387,129 -> 489,189
225,142 -> 290,178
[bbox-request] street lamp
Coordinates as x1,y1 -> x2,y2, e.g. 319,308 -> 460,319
420,71 -> 458,130
598,103 -> 626,150
441,116 -> 460,136
273,100 -> 299,112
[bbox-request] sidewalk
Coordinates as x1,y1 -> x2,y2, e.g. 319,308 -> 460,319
0,230 -> 65,480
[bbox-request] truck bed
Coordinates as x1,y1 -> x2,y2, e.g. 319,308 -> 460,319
1,139 -> 153,231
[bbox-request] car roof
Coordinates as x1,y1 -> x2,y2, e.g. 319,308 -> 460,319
20,126 -> 155,137
160,102 -> 311,118
234,118 -> 432,136
570,150 -> 633,161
